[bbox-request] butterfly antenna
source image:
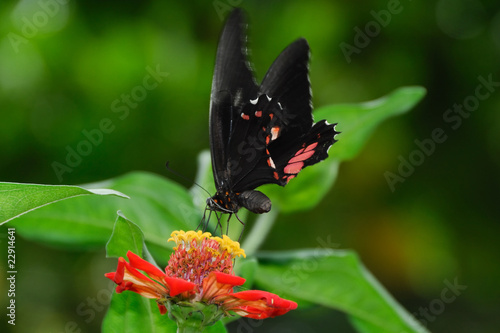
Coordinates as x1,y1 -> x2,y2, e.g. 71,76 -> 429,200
165,161 -> 212,197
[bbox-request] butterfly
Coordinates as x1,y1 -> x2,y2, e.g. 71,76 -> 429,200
206,8 -> 339,225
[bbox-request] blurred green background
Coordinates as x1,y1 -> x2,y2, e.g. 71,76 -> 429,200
1,0 -> 499,332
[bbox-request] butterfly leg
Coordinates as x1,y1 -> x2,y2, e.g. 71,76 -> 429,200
234,213 -> 246,242
197,206 -> 211,232
225,214 -> 233,235
212,211 -> 226,236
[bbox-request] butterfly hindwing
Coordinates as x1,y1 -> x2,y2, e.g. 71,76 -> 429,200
267,120 -> 338,185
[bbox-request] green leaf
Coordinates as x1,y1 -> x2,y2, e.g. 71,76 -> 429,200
0,181 -> 128,224
254,249 -> 428,333
9,172 -> 199,255
102,292 -> 178,333
106,211 -> 148,259
317,86 -> 427,161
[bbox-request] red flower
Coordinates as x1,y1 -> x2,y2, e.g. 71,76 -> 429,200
105,230 -> 297,326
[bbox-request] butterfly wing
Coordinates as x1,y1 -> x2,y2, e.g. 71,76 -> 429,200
209,9 -> 258,189
228,38 -> 339,190
260,38 -> 313,135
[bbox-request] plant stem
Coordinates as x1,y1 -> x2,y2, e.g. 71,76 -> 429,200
242,207 -> 279,256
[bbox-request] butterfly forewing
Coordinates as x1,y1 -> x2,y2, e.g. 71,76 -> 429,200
260,38 -> 313,135
209,9 -> 258,190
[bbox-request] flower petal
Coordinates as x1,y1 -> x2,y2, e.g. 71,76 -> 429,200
157,303 -> 167,315
127,251 -> 165,282
214,271 -> 245,286
223,290 -> 297,319
105,256 -> 167,299
164,276 -> 196,297
201,272 -> 245,301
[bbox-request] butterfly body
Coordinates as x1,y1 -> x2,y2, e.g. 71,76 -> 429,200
207,9 -> 339,217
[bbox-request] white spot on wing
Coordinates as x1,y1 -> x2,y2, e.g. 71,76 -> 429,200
250,97 -> 258,105
268,157 -> 276,169
277,102 -> 282,109
271,126 -> 280,141
266,94 -> 272,101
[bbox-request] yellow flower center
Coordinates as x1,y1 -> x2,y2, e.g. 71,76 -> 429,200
168,230 -> 246,259
166,230 -> 245,286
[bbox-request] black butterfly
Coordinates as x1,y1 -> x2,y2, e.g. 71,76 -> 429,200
206,9 -> 339,223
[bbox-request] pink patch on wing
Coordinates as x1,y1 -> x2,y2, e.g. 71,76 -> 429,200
284,162 -> 304,174
286,175 -> 295,183
294,142 -> 318,156
304,142 -> 318,152
241,113 -> 250,120
273,171 -> 279,180
255,110 -> 262,117
288,150 -> 315,164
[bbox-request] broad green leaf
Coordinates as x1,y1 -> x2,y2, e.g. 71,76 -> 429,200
9,172 -> 199,256
317,86 -> 426,161
106,211 -> 150,260
0,181 -> 128,224
102,292 -> 177,333
254,249 -> 429,333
